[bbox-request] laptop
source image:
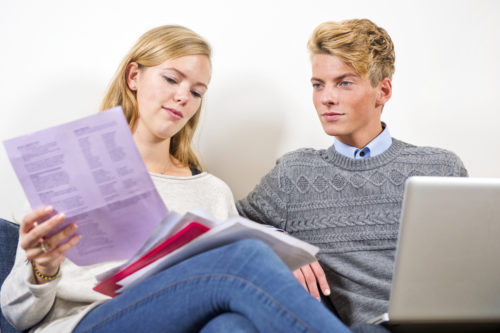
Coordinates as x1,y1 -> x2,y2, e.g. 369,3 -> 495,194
369,176 -> 500,332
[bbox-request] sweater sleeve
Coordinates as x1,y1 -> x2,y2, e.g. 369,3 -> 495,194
455,155 -> 468,177
236,158 -> 289,230
1,240 -> 59,330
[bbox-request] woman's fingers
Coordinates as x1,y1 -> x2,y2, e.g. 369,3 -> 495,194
25,222 -> 78,261
43,222 -> 78,253
31,229 -> 82,277
20,206 -> 53,234
21,208 -> 79,264
20,212 -> 66,251
35,233 -> 82,268
20,206 -> 82,281
24,240 -> 47,260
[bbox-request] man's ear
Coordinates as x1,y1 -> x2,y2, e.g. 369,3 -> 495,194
376,78 -> 392,107
126,62 -> 140,91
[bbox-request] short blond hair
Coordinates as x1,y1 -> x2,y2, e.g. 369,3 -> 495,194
100,25 -> 211,171
307,19 -> 395,87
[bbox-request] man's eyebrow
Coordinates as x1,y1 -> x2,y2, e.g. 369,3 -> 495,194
311,73 -> 359,82
310,77 -> 324,82
334,73 -> 359,81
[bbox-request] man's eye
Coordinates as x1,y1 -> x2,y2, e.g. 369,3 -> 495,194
312,83 -> 323,89
339,81 -> 353,87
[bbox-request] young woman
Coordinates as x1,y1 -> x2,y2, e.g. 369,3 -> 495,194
0,25 -> 375,333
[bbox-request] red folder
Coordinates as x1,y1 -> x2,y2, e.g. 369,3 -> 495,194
93,221 -> 210,297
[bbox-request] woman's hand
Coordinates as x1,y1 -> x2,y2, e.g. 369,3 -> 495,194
20,206 -> 81,284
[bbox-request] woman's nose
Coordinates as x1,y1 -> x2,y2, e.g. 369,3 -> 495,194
174,85 -> 190,104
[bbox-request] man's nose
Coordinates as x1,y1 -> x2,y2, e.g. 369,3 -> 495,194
320,87 -> 338,106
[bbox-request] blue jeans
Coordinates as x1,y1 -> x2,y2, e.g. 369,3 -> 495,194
0,219 -> 22,333
74,239 -> 351,333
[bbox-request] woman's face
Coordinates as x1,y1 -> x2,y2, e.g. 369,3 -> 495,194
127,54 -> 211,141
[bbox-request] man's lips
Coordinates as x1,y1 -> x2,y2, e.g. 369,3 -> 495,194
322,112 -> 344,121
163,107 -> 183,120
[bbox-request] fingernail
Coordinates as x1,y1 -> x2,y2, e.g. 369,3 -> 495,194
324,289 -> 330,295
57,213 -> 65,220
44,206 -> 53,212
316,297 -> 321,301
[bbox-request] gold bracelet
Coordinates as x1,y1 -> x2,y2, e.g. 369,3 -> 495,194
32,263 -> 60,281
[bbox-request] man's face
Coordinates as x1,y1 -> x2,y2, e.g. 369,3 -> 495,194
311,54 -> 390,148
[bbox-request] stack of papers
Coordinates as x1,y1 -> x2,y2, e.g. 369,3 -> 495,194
94,211 -> 319,297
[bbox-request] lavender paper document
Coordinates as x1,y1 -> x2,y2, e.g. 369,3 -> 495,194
3,107 -> 168,265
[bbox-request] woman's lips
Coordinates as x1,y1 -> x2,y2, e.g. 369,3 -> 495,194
163,107 -> 183,120
322,112 -> 343,121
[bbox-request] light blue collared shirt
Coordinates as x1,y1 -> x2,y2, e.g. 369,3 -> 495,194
334,124 -> 392,159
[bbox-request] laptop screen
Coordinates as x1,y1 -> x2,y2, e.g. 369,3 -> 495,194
388,176 -> 500,323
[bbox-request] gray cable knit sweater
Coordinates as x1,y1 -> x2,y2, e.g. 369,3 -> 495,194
236,138 -> 468,326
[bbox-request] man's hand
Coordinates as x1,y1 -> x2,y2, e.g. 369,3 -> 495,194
293,261 -> 330,301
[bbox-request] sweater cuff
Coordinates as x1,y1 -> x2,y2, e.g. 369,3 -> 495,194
265,225 -> 287,233
24,261 -> 61,297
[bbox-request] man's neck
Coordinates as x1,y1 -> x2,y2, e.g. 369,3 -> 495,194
334,123 -> 391,159
336,123 -> 384,148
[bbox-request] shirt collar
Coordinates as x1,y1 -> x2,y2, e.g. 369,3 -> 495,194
334,123 -> 392,159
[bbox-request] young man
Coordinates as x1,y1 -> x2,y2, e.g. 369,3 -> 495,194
237,19 -> 467,326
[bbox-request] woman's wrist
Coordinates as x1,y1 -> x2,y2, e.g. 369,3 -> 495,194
32,262 -> 60,283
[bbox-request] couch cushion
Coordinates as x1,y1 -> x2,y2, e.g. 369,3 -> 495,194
0,218 -> 21,333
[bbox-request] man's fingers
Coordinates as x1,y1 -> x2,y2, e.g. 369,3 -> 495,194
301,265 -> 321,300
293,269 -> 308,291
293,262 -> 331,300
310,261 -> 330,296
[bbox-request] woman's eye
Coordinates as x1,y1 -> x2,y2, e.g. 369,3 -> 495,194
191,91 -> 202,98
164,76 -> 177,84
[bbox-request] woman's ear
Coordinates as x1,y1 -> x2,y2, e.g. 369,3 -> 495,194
126,62 -> 140,91
376,78 -> 392,107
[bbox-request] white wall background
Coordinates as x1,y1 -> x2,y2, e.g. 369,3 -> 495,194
1,0 -> 499,219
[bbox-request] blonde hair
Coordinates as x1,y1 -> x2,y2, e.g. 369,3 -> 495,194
100,25 -> 211,171
307,18 -> 395,87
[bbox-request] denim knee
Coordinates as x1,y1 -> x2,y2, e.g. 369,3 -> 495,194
223,238 -> 287,274
230,239 -> 274,258
200,313 -> 258,333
